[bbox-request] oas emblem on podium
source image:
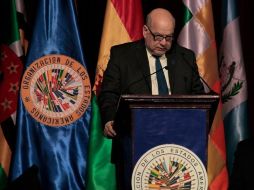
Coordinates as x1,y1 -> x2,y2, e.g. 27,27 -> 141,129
132,144 -> 208,190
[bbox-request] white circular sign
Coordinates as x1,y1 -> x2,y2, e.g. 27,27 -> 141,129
21,55 -> 91,127
132,144 -> 208,190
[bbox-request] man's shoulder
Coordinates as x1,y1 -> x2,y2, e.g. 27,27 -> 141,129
173,43 -> 195,56
233,138 -> 254,170
111,40 -> 144,52
237,138 -> 254,150
235,138 -> 254,158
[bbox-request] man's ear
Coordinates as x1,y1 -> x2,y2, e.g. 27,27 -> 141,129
143,25 -> 148,38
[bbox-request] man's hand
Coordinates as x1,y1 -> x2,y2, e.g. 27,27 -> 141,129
103,120 -> 117,137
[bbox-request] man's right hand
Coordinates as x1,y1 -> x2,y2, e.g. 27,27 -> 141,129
103,120 -> 117,137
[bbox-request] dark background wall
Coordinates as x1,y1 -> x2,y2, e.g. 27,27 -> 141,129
18,0 -> 254,134
238,0 -> 254,134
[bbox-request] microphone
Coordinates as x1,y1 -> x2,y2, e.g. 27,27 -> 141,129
116,65 -> 169,112
121,65 -> 169,94
181,52 -> 218,95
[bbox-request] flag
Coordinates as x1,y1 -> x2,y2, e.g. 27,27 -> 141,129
9,0 -> 92,189
0,0 -> 25,189
178,0 -> 228,189
86,0 -> 143,189
219,0 -> 250,174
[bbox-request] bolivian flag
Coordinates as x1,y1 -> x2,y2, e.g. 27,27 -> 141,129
86,0 -> 143,189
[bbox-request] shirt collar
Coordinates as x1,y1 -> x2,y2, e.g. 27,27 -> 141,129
146,48 -> 166,60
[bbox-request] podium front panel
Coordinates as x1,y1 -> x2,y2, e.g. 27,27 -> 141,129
132,108 -> 207,165
115,95 -> 219,190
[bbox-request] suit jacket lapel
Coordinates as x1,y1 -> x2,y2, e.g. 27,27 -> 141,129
166,45 -> 176,93
134,40 -> 152,93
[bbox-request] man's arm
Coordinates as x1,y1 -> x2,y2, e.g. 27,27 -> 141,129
189,51 -> 205,94
173,45 -> 205,94
98,47 -> 121,136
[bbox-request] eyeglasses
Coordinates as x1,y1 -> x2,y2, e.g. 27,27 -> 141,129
146,25 -> 174,42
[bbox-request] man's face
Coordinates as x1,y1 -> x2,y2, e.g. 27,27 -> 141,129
143,21 -> 174,56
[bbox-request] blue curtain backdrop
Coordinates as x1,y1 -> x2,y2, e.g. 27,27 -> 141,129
9,0 -> 91,189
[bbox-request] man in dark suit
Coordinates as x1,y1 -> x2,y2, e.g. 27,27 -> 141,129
229,138 -> 254,190
99,8 -> 204,137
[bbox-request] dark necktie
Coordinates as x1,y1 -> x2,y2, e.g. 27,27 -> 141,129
155,57 -> 169,95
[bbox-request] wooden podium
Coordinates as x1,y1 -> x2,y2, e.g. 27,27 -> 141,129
114,94 -> 219,190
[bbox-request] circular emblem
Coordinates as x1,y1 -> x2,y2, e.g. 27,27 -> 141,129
21,54 -> 91,127
132,144 -> 208,190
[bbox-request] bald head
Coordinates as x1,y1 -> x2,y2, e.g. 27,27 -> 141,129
146,8 -> 175,30
143,8 -> 175,56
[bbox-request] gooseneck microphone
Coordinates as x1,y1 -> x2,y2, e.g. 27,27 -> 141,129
116,65 -> 169,111
121,65 -> 169,94
181,52 -> 218,95
115,65 -> 169,116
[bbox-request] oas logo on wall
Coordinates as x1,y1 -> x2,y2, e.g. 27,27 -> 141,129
132,144 -> 208,190
21,54 -> 91,127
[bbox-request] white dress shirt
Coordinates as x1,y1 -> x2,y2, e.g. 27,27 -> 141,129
146,49 -> 171,95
